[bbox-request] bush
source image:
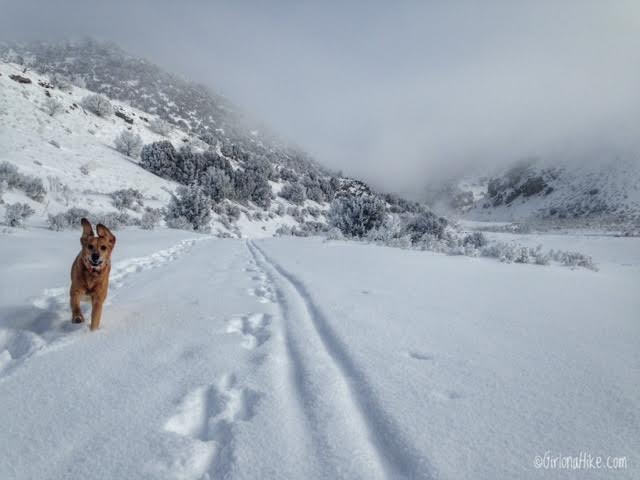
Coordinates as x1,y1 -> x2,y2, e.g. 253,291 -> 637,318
403,210 -> 448,242
4,202 -> 34,227
114,130 -> 143,158
462,232 -> 488,248
47,207 -> 90,231
140,207 -> 163,230
110,188 -> 144,211
43,97 -> 64,117
165,185 -> 211,231
279,183 -> 306,205
81,94 -> 114,117
50,73 -> 72,91
329,194 -> 386,237
140,141 -> 179,179
95,211 -> 138,230
149,118 -> 171,136
233,167 -> 272,208
201,167 -> 234,203
0,161 -> 46,202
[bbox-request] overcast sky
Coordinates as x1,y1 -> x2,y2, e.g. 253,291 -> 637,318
1,1 -> 639,192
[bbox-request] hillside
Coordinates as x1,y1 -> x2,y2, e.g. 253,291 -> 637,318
0,44 -> 362,238
425,157 -> 640,231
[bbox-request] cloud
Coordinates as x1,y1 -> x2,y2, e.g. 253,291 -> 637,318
1,0 -> 639,192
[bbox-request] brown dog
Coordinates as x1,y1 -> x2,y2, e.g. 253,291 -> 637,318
69,218 -> 116,331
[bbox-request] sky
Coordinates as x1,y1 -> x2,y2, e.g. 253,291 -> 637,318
1,1 -> 639,192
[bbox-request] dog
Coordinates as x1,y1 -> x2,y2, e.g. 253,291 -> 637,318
69,218 -> 116,331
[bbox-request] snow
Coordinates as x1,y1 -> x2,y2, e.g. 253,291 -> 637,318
0,228 -> 638,479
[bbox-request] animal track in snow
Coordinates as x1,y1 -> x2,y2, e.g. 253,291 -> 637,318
226,313 -> 271,349
0,238 -> 201,381
161,374 -> 261,479
247,286 -> 273,303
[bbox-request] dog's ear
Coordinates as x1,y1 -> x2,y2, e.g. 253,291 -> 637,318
81,218 -> 94,238
96,223 -> 116,247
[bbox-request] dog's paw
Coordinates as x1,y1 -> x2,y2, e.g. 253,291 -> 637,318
71,316 -> 84,324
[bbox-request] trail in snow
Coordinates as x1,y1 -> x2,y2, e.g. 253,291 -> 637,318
247,240 -> 434,480
0,238 -> 200,380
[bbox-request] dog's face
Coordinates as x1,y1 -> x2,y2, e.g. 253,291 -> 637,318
80,218 -> 116,271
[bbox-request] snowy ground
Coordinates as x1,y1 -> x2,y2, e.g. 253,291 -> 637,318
0,228 -> 638,479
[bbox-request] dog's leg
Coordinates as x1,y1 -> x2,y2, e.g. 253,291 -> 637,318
70,288 -> 84,323
90,294 -> 105,331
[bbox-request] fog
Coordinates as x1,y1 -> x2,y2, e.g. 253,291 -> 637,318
2,1 -> 639,192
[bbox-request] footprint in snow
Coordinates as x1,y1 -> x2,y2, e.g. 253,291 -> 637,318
226,313 -> 271,349
158,374 -> 262,479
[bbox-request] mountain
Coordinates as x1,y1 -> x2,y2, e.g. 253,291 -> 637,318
0,39 -> 384,237
425,157 -> 640,230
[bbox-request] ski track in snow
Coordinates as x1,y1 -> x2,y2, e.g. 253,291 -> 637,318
247,240 -> 434,480
0,238 -> 201,380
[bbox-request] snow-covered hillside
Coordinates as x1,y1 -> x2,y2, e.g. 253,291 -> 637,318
0,229 -> 638,479
426,157 -> 640,230
0,59 -> 336,237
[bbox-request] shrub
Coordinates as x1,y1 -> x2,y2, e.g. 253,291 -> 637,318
47,207 -> 90,231
233,167 -> 272,208
95,211 -> 138,230
225,203 -> 241,221
462,232 -> 488,248
43,97 -> 64,117
110,188 -> 144,211
329,194 -> 386,237
149,118 -> 171,136
81,94 -> 114,117
201,167 -> 234,203
140,141 -> 179,179
0,161 -> 45,201
279,183 -> 306,205
403,210 -> 448,242
4,202 -> 34,227
165,185 -> 211,231
114,130 -> 143,158
140,207 -> 163,230
50,73 -> 72,91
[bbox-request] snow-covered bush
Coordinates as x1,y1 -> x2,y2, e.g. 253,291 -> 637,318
0,161 -> 45,202
81,94 -> 113,117
140,141 -> 179,179
50,73 -> 72,91
324,227 -> 344,240
4,203 -> 34,227
43,97 -> 64,117
279,183 -> 306,205
47,207 -> 137,231
462,232 -> 487,248
47,207 -> 90,231
201,167 -> 234,203
0,179 -> 7,203
329,194 -> 386,238
140,207 -> 163,230
114,130 -> 143,158
403,210 -> 448,241
549,250 -> 596,270
165,185 -> 211,231
95,211 -> 137,230
149,118 -> 171,136
110,188 -> 144,211
47,176 -> 72,205
225,203 -> 241,221
233,167 -> 272,209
